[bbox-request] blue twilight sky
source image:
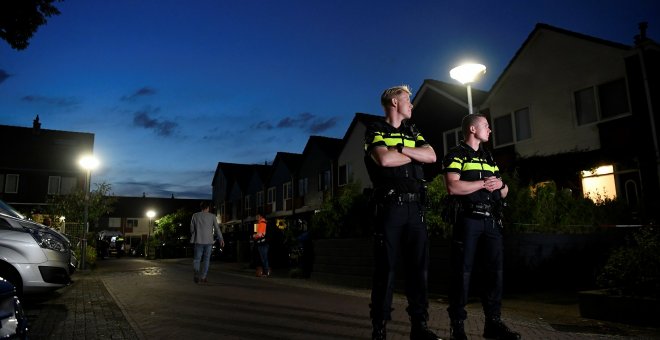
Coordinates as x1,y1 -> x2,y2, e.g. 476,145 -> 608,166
1,0 -> 659,199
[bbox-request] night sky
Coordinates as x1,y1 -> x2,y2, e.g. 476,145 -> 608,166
2,0 -> 658,198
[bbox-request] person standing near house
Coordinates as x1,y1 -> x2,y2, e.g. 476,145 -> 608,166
253,214 -> 270,277
190,201 -> 224,283
442,113 -> 520,340
364,85 -> 440,340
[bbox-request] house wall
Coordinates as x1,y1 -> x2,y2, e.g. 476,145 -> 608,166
487,29 -> 630,157
338,121 -> 372,193
298,144 -> 330,213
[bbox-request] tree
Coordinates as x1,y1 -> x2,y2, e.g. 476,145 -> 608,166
153,208 -> 193,242
1,0 -> 63,50
46,182 -> 117,231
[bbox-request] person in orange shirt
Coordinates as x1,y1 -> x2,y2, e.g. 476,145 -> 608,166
253,214 -> 270,277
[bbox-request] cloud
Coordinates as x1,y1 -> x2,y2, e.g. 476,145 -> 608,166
253,121 -> 274,130
132,107 -> 178,137
277,112 -> 314,128
309,117 -> 339,133
109,171 -> 213,199
121,86 -> 157,101
255,112 -> 338,133
21,95 -> 79,108
0,69 -> 10,84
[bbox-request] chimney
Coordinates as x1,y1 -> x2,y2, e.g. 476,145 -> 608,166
32,115 -> 41,133
634,22 -> 648,46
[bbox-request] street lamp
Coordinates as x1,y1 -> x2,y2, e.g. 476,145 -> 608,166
450,63 -> 487,115
78,155 -> 99,270
146,210 -> 156,258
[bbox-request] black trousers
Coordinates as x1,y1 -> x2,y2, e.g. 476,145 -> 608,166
370,201 -> 429,321
447,215 -> 504,321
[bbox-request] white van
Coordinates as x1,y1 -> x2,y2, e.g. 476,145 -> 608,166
0,199 -> 77,295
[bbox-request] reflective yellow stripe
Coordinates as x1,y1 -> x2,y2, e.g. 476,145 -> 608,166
446,161 -> 463,171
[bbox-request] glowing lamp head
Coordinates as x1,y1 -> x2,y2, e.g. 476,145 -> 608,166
450,63 -> 487,84
79,155 -> 99,170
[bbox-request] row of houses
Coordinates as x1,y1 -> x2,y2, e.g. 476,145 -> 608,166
213,23 -> 660,234
2,23 -> 658,243
0,116 -> 201,243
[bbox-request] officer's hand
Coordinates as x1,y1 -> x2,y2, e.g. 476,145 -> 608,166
483,176 -> 502,192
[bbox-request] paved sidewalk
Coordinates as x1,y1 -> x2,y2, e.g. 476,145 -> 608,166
22,259 -> 660,339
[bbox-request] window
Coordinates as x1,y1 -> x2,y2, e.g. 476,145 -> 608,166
575,78 -> 629,125
126,219 -> 139,229
267,187 -> 276,204
338,164 -> 352,186
48,176 -> 61,195
61,177 -> 77,194
575,87 -> 597,125
267,186 -> 277,212
581,165 -> 616,202
244,195 -> 251,213
47,176 -> 78,195
297,178 -> 308,196
4,174 -> 18,194
283,182 -> 292,200
443,128 -> 461,154
256,191 -> 264,207
599,78 -> 629,119
494,115 -> 513,146
494,107 -> 532,147
514,108 -> 531,141
318,170 -> 331,191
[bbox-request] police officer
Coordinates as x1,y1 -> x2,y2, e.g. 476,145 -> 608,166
442,114 -> 520,340
364,85 -> 440,340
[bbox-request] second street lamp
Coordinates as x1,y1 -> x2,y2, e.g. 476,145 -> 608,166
450,63 -> 487,115
146,210 -> 156,258
78,155 -> 99,270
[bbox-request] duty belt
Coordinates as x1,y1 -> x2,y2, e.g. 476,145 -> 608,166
390,192 -> 420,203
464,202 -> 492,217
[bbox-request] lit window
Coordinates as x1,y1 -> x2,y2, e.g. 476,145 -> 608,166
581,165 -> 616,202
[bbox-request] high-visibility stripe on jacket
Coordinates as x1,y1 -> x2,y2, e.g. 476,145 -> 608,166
442,141 -> 502,204
364,119 -> 428,194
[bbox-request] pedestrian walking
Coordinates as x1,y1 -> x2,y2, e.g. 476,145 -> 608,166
190,201 -> 224,283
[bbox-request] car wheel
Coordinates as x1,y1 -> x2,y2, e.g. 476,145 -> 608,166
0,264 -> 22,296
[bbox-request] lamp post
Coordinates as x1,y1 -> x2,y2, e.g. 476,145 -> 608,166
146,210 -> 156,258
78,155 -> 99,270
450,63 -> 487,114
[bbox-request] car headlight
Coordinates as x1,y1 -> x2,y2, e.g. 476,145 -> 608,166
26,228 -> 68,252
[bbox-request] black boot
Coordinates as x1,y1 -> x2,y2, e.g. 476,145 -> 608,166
483,317 -> 521,340
410,318 -> 441,340
449,319 -> 467,340
372,320 -> 386,340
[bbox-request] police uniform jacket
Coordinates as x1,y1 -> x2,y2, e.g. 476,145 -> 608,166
364,119 -> 428,195
442,141 -> 503,206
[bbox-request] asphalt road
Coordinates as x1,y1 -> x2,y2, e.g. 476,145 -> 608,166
20,257 -> 660,339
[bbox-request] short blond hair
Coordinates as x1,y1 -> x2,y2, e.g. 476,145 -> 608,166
380,85 -> 412,108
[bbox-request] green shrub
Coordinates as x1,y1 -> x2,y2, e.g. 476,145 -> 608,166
597,227 -> 660,298
73,244 -> 97,269
310,181 -> 370,239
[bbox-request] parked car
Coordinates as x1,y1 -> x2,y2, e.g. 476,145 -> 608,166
0,199 -> 77,295
0,278 -> 28,339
